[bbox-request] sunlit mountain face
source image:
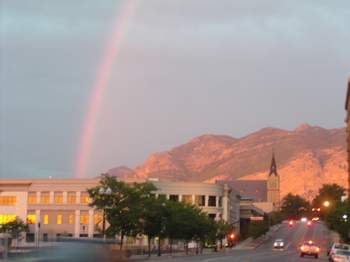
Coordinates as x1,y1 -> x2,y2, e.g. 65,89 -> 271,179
109,124 -> 347,200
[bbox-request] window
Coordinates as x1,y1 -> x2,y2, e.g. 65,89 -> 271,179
54,192 -> 63,204
68,214 -> 74,225
56,214 -> 62,225
218,197 -> 222,207
169,195 -> 179,202
182,195 -> 192,204
41,192 -> 50,204
0,214 -> 16,224
67,192 -> 76,204
195,195 -> 205,207
208,214 -> 216,220
80,192 -> 89,204
27,214 -> 36,224
43,214 -> 49,224
158,194 -> 167,200
94,212 -> 103,225
208,196 -> 216,207
80,214 -> 88,225
28,192 -> 37,204
0,196 -> 16,205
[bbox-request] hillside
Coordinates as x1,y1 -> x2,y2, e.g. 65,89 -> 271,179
109,124 -> 348,199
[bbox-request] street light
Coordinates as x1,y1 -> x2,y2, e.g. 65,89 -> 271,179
343,214 -> 348,222
99,187 -> 112,240
323,201 -> 330,207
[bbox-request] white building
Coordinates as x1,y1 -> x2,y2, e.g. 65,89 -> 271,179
0,178 -> 240,242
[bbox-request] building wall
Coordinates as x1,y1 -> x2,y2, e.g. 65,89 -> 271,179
267,175 -> 280,210
346,78 -> 350,197
0,178 -> 241,239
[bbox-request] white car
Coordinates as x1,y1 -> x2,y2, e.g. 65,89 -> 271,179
273,239 -> 285,249
329,249 -> 350,262
328,243 -> 350,257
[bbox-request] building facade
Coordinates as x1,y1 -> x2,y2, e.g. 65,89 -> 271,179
345,77 -> 350,197
266,153 -> 280,209
0,178 -> 240,242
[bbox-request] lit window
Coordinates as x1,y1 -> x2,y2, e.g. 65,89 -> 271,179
41,192 -> 50,204
54,192 -> 63,204
28,193 -> 37,204
67,192 -> 76,204
195,195 -> 205,207
80,214 -> 88,225
182,195 -> 192,204
68,214 -> 74,225
0,214 -> 16,224
80,192 -> 89,204
94,213 -> 103,225
57,214 -> 62,225
0,196 -> 17,205
43,214 -> 49,224
27,214 -> 36,224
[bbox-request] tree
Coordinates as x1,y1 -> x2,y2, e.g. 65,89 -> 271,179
312,184 -> 346,208
280,193 -> 310,219
0,218 -> 29,247
88,175 -> 156,250
325,199 -> 350,243
142,197 -> 168,257
215,220 -> 232,249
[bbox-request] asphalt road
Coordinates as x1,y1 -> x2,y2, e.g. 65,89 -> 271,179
146,221 -> 332,262
7,221 -> 333,262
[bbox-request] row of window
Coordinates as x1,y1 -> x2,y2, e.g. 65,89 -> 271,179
0,196 -> 16,206
160,194 -> 222,207
27,192 -> 90,205
26,213 -> 103,225
0,214 -> 16,224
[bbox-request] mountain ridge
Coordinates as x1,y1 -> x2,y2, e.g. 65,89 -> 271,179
108,124 -> 348,199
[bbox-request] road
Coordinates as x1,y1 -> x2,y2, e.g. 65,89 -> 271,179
7,221 -> 333,261
146,221 -> 332,262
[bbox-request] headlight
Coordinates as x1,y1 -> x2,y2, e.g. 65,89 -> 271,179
274,243 -> 277,246
280,242 -> 284,246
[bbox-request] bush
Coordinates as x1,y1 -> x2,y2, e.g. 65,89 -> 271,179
248,221 -> 269,239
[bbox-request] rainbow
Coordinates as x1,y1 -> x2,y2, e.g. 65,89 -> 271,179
74,1 -> 136,178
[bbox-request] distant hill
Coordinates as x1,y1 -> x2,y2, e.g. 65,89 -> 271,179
108,124 -> 348,199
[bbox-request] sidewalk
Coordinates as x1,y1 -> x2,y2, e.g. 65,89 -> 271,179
233,224 -> 282,250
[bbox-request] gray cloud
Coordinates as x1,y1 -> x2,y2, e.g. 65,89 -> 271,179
1,0 -> 349,178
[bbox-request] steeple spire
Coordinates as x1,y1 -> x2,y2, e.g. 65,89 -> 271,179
269,152 -> 278,176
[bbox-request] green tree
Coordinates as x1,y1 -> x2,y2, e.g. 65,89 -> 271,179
280,193 -> 310,219
88,175 -> 156,250
312,184 -> 346,208
325,199 -> 350,243
0,218 -> 29,247
142,197 -> 168,257
215,220 -> 232,249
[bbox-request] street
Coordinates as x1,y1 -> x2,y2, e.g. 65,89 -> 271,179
146,221 -> 332,262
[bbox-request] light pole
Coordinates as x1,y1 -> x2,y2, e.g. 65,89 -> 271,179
98,187 -> 112,240
323,201 -> 330,207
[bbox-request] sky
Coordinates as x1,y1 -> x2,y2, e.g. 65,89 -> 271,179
1,0 -> 350,178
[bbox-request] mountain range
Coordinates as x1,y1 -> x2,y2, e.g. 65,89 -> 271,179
108,124 -> 348,200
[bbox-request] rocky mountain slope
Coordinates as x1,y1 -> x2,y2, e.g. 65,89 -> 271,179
108,124 -> 348,199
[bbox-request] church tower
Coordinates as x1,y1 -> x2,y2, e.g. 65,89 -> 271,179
267,153 -> 280,209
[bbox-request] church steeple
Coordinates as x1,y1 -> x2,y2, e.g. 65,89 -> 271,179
267,152 -> 280,210
269,153 -> 278,176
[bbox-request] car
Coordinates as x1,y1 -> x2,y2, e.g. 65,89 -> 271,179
329,249 -> 350,262
273,239 -> 285,249
301,217 -> 308,222
288,220 -> 294,227
328,243 -> 350,257
300,240 -> 320,258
